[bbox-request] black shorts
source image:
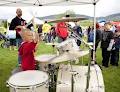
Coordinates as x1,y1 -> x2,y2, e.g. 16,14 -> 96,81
10,39 -> 16,46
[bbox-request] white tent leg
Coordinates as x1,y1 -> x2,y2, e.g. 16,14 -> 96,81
92,1 -> 97,64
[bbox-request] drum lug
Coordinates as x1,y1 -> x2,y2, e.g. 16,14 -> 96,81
6,81 -> 9,87
30,86 -> 37,92
45,83 -> 49,88
6,84 -> 9,87
14,87 -> 18,92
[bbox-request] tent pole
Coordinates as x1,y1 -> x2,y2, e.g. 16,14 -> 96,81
92,1 -> 96,64
86,1 -> 97,92
6,20 -> 9,33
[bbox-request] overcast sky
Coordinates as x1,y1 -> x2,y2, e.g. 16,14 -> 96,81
0,0 -> 120,20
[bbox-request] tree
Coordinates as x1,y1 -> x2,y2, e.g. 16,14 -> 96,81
0,20 -> 8,28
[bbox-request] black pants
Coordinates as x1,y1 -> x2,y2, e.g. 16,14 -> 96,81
91,42 -> 98,61
102,48 -> 111,67
110,48 -> 119,66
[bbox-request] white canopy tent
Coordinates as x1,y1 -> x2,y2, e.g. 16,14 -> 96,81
0,0 -> 99,54
0,0 -> 99,6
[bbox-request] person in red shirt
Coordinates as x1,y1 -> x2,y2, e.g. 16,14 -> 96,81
56,20 -> 68,43
19,29 -> 39,71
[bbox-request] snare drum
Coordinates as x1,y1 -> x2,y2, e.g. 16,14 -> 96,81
35,54 -> 56,71
7,70 -> 48,92
57,38 -> 79,54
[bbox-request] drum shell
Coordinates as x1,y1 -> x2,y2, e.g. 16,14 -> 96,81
35,54 -> 57,71
57,38 -> 79,54
38,62 -> 48,71
8,85 -> 48,92
38,62 -> 58,74
7,70 -> 49,92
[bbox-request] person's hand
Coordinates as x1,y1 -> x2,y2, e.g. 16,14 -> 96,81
22,26 -> 26,29
34,43 -> 39,52
107,47 -> 112,51
107,39 -> 114,51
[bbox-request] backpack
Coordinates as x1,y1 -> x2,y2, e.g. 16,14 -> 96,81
56,22 -> 68,39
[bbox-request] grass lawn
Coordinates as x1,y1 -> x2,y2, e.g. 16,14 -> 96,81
0,42 -> 120,92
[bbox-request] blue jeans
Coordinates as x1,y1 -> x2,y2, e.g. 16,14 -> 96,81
16,38 -> 22,64
48,34 -> 52,43
44,33 -> 51,43
18,54 -> 22,64
16,38 -> 22,48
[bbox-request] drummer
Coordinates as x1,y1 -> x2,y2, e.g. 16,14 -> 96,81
19,29 -> 39,71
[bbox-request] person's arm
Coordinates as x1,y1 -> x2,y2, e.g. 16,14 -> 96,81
107,39 -> 114,51
114,31 -> 120,37
78,26 -> 83,36
107,32 -> 114,51
55,23 -> 59,36
9,19 -> 16,30
15,25 -> 25,29
16,19 -> 27,30
35,43 -> 39,52
96,30 -> 102,43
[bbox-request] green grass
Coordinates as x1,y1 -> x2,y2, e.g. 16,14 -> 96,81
0,42 -> 120,92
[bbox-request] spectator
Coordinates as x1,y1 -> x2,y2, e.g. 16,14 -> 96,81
55,18 -> 68,43
42,21 -> 51,43
88,23 -> 102,62
88,26 -> 94,43
51,26 -> 56,42
88,24 -> 101,50
9,8 -> 26,48
37,24 -> 43,35
9,8 -> 26,65
110,27 -> 120,66
101,22 -> 114,67
87,26 -> 91,39
37,24 -> 43,40
73,22 -> 82,46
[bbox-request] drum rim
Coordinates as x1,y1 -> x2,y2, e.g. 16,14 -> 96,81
35,54 -> 57,63
7,80 -> 48,89
7,70 -> 48,88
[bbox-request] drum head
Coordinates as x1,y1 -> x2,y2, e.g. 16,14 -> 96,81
35,54 -> 56,63
8,70 -> 48,87
57,38 -> 79,53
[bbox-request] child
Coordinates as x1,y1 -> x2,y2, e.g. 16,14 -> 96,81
19,29 -> 39,71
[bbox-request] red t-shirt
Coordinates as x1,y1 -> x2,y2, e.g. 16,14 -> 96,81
56,22 -> 68,39
19,42 -> 37,71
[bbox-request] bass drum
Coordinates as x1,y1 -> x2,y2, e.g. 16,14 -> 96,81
56,65 -> 105,92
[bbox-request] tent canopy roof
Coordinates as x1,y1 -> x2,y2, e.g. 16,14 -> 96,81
0,0 -> 99,6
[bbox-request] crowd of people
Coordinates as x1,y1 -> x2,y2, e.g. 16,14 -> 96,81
87,22 -> 120,67
4,8 -> 120,71
38,20 -> 120,68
